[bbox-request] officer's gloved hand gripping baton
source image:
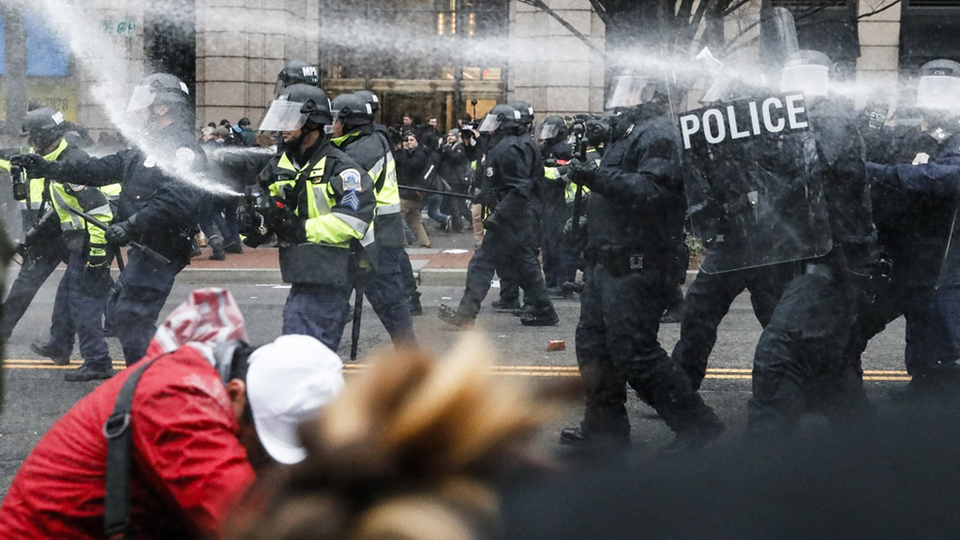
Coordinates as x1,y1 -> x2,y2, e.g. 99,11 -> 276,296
62,205 -> 171,265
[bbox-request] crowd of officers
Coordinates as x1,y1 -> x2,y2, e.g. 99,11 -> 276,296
3,50 -> 960,453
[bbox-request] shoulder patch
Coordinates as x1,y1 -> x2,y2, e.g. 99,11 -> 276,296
340,169 -> 363,191
486,166 -> 494,177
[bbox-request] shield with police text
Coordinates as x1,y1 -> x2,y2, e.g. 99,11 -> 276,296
678,93 -> 833,273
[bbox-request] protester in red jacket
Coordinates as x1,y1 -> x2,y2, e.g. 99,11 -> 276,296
0,288 -> 345,539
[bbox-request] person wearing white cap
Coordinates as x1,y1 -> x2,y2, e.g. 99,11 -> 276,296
246,334 -> 345,465
0,288 -> 345,539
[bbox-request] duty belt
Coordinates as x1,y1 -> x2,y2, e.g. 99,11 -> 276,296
586,245 -> 665,273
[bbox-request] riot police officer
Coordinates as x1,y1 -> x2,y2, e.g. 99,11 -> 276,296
747,51 -> 879,439
356,90 -> 424,316
855,58 -> 960,398
0,109 -> 68,343
561,73 -> 724,453
20,108 -> 121,381
330,92 -> 416,346
12,73 -> 206,366
538,115 -> 579,297
247,84 -> 376,351
439,103 -> 558,327
672,72 -> 791,391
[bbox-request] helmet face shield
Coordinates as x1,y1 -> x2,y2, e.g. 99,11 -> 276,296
126,85 -> 158,112
605,75 -> 658,109
780,64 -> 829,97
258,100 -> 308,132
916,76 -> 960,111
478,113 -> 500,133
538,123 -> 561,140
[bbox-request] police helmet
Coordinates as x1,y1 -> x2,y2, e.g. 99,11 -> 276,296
331,93 -> 374,127
916,59 -> 960,112
508,100 -> 535,126
780,50 -> 832,98
355,90 -> 381,113
538,115 -> 567,141
275,60 -> 319,96
259,84 -> 332,132
126,73 -> 191,112
20,107 -> 68,150
478,104 -> 523,133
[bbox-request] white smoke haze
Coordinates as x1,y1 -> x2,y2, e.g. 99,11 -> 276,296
12,0 -> 240,197
9,0 -> 917,144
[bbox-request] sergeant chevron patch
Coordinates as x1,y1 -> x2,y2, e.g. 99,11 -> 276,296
342,191 -> 360,211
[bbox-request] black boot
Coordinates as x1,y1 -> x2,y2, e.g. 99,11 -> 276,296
659,407 -> 725,457
208,235 -> 226,261
520,306 -> 559,326
408,291 -> 423,316
559,425 -> 630,448
438,304 -> 474,328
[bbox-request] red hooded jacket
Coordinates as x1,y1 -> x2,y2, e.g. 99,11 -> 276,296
0,289 -> 256,539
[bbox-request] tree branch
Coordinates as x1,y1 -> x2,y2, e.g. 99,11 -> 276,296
856,0 -> 902,20
516,0 -> 607,59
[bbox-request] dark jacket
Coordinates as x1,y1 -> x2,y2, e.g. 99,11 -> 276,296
586,108 -> 685,260
50,122 -> 204,264
396,145 -> 430,201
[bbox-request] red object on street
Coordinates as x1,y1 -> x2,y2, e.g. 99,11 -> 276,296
547,340 -> 566,351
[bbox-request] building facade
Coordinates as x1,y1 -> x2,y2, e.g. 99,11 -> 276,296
1,0 -> 959,138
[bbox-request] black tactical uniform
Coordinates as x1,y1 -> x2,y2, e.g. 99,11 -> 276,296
748,95 -> 879,439
332,96 -> 416,347
440,104 -> 557,327
18,75 -> 205,365
565,101 -> 724,451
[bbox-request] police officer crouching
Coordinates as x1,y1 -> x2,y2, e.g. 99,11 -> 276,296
561,73 -> 724,454
12,73 -> 205,366
243,84 -> 376,351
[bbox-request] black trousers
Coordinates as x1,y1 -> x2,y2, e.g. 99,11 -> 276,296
575,262 -> 714,436
748,271 -> 859,439
456,212 -> 551,319
0,235 -> 65,341
672,257 -> 787,390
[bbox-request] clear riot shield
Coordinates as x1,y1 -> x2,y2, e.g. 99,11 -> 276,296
678,93 -> 833,273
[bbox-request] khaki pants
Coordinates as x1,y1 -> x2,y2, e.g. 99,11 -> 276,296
471,203 -> 485,247
401,198 -> 431,248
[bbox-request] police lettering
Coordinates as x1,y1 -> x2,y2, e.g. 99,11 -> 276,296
679,94 -> 808,150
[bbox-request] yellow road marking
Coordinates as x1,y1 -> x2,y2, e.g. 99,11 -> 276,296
3,359 -> 913,380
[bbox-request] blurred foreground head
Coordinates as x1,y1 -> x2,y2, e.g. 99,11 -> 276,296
225,333 -> 558,540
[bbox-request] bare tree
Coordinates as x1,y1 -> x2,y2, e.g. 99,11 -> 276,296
522,0 -> 903,63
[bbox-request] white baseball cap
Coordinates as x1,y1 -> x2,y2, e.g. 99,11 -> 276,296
246,335 -> 345,464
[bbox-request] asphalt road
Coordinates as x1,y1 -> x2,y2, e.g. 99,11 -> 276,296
0,230 -> 912,496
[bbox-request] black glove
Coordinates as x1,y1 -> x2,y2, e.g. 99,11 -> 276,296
568,159 -> 599,189
106,220 -> 135,246
10,153 -> 49,177
275,216 -> 306,244
482,210 -> 501,232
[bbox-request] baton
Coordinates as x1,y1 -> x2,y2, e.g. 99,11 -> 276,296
62,206 -> 170,265
398,185 -> 473,199
350,282 -> 364,361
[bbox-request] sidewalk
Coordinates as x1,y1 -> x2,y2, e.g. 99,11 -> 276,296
181,228 -> 477,286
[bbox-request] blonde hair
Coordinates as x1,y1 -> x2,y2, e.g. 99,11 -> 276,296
225,334 -> 558,540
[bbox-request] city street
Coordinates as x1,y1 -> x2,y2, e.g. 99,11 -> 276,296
0,228 -> 911,495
